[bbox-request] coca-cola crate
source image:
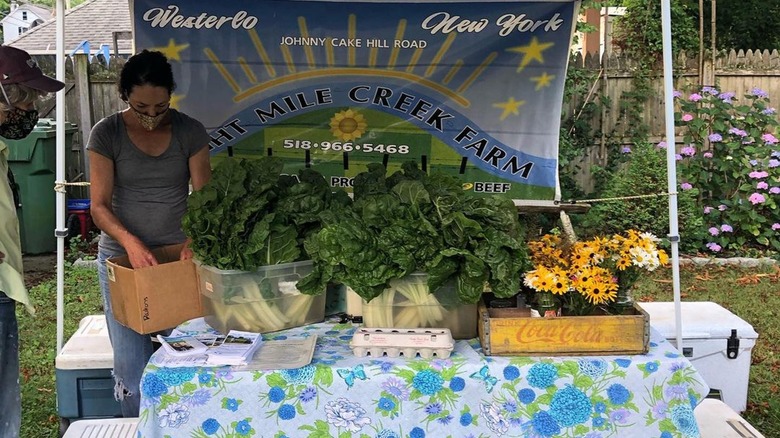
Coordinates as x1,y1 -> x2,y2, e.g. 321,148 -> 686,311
477,300 -> 649,356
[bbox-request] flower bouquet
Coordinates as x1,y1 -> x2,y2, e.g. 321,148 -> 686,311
523,230 -> 669,316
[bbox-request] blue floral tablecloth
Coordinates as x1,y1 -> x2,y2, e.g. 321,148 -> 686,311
138,318 -> 708,438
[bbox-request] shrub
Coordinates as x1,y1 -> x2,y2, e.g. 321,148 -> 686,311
581,142 -> 705,253
674,87 -> 780,255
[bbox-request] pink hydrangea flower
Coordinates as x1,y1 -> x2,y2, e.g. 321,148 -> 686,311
749,171 -> 769,179
762,133 -> 779,144
680,182 -> 693,190
703,152 -> 713,159
749,193 -> 766,204
703,206 -> 713,214
718,204 -> 728,211
773,223 -> 780,231
708,227 -> 720,236
720,224 -> 733,233
689,93 -> 702,102
656,141 -> 667,149
757,181 -> 769,190
682,113 -> 694,122
681,146 -> 696,156
770,187 -> 780,195
706,242 -> 722,252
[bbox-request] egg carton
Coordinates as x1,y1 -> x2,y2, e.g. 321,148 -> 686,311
350,327 -> 455,359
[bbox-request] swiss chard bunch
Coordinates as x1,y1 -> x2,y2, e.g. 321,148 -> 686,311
182,157 -> 349,271
298,162 -> 529,304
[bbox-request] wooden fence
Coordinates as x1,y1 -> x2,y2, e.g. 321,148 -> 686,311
33,50 -> 780,194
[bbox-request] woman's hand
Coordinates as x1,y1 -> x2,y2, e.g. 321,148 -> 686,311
125,239 -> 158,268
179,245 -> 194,260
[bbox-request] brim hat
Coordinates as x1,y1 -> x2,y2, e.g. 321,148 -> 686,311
0,45 -> 65,92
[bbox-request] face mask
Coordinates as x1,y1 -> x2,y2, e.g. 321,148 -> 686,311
0,106 -> 38,139
131,106 -> 168,131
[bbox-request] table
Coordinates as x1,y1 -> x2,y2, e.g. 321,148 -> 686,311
137,318 -> 709,438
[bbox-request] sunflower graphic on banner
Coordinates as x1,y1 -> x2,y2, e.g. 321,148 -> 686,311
133,0 -> 580,200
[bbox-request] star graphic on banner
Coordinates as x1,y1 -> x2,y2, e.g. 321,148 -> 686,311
493,97 -> 526,121
169,93 -> 184,109
531,72 -> 555,90
506,37 -> 554,72
153,39 -> 190,62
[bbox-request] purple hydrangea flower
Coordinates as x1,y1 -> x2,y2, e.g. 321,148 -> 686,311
708,227 -> 720,236
681,146 -> 696,156
702,86 -> 718,95
673,90 -> 682,98
757,181 -> 769,190
728,128 -> 748,137
769,159 -> 780,168
751,87 -> 769,98
720,224 -> 733,233
621,146 -> 632,154
680,182 -> 693,190
750,159 -> 759,166
770,187 -> 780,194
772,223 -> 780,231
706,242 -> 722,252
657,141 -> 667,149
718,204 -> 728,211
675,154 -> 683,161
703,206 -> 713,214
718,91 -> 735,100
703,152 -> 713,158
689,93 -> 703,102
763,107 -> 776,115
709,133 -> 723,142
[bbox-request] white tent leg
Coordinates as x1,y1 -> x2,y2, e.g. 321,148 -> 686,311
56,0 -> 66,354
660,0 -> 684,350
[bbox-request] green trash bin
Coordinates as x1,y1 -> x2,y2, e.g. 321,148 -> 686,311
5,118 -> 77,254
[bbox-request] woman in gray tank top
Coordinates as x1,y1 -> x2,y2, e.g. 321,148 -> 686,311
87,50 -> 211,418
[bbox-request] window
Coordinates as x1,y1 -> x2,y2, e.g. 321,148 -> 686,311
21,11 -> 27,20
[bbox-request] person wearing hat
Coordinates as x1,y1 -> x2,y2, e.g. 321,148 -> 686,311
0,45 -> 65,438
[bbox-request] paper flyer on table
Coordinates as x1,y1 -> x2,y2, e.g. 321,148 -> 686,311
238,335 -> 318,371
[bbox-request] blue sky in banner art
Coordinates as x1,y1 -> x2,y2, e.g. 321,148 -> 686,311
133,0 -> 579,199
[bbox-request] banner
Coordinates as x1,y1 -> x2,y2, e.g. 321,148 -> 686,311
133,0 -> 579,199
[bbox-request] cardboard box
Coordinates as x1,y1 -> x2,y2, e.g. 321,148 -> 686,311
478,300 -> 650,356
107,244 -> 203,334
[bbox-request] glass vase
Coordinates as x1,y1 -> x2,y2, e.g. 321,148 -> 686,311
608,286 -> 635,315
535,291 -> 561,318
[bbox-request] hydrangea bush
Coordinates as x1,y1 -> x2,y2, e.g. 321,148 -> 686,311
674,87 -> 780,255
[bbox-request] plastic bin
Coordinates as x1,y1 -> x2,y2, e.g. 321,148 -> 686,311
5,118 -> 77,254
195,260 -> 326,334
694,398 -> 764,438
638,301 -> 758,413
67,198 -> 93,241
361,273 -> 478,339
55,315 -> 120,423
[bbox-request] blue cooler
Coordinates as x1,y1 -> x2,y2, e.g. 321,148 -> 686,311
56,315 -> 121,424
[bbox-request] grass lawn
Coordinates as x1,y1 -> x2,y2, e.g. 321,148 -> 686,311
15,262 -> 780,437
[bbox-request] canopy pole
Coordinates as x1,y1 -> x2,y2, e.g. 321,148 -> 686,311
660,0 -> 683,350
55,0 -> 66,353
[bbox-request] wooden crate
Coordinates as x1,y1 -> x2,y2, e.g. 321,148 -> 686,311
478,301 -> 650,356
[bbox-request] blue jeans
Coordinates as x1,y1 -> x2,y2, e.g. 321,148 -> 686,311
0,292 -> 20,438
98,249 -> 161,418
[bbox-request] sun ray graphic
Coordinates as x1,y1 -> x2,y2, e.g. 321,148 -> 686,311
205,15 -> 503,108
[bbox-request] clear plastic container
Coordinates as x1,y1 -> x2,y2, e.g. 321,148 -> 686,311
360,273 -> 478,339
195,260 -> 326,334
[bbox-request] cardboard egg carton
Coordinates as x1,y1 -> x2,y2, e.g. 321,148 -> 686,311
350,327 -> 454,359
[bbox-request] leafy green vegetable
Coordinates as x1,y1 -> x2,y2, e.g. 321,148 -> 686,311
182,157 -> 343,273
298,162 -> 530,304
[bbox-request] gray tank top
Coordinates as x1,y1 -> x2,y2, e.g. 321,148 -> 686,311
87,109 -> 209,254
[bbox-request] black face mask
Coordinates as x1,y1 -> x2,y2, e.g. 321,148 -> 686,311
0,106 -> 38,140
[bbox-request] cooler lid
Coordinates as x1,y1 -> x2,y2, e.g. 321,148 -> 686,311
55,315 -> 115,370
639,301 -> 758,340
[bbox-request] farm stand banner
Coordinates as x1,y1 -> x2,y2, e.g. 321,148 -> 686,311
133,0 -> 578,200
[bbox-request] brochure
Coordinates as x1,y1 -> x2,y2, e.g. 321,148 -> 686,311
157,334 -> 208,357
205,330 -> 263,366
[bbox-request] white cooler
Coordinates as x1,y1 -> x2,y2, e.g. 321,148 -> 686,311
639,302 -> 758,413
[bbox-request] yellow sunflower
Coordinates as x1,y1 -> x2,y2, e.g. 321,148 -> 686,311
329,109 -> 368,141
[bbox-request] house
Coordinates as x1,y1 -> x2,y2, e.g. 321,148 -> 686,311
2,1 -> 52,44
6,0 -> 132,55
